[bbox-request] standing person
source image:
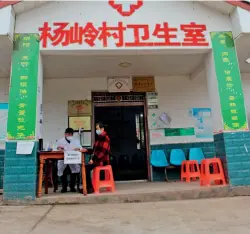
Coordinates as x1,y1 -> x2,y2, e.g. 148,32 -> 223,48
57,128 -> 82,193
81,122 -> 110,194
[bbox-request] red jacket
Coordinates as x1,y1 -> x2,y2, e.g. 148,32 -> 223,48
88,131 -> 110,166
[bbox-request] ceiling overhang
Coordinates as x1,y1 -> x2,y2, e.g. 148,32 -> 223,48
226,0 -> 250,11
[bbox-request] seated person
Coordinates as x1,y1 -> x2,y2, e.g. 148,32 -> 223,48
57,128 -> 82,193
81,122 -> 110,194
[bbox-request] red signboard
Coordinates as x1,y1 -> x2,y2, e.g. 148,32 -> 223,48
39,22 -> 209,48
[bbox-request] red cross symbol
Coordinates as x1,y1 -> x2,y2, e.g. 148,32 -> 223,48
109,0 -> 143,17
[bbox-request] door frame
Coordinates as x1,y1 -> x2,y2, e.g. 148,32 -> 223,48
91,91 -> 151,181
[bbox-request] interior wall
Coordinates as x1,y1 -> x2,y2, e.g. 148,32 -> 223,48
0,78 -> 9,149
2,73 -> 250,148
42,77 -> 107,144
242,73 -> 250,125
42,74 -> 211,144
154,71 -> 211,144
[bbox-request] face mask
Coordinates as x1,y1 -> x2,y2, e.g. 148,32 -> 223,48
66,136 -> 73,141
96,130 -> 102,135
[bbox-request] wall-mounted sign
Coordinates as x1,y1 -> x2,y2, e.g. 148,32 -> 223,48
146,92 -> 158,109
68,100 -> 92,116
107,76 -> 130,93
39,22 -> 209,48
210,31 -> 248,131
165,128 -> 195,137
69,116 -> 91,131
133,77 -> 155,92
189,108 -> 213,139
7,34 -> 40,140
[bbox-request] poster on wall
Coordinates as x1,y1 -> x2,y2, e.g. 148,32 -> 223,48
0,103 -> 8,140
133,77 -> 155,92
7,34 -> 39,140
210,32 -> 247,131
107,76 -> 130,92
68,100 -> 92,116
69,116 -> 91,131
149,129 -> 165,145
190,108 -> 213,139
146,92 -> 158,109
148,109 -> 172,130
165,128 -> 195,137
148,109 -> 158,129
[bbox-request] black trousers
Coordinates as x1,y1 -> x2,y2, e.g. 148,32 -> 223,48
85,164 -> 96,190
85,163 -> 108,190
61,165 -> 78,190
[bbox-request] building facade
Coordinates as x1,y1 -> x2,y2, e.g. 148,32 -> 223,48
0,0 -> 250,201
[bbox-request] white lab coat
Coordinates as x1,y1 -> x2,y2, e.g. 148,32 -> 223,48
56,137 -> 82,177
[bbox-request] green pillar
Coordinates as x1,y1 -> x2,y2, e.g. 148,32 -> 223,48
207,31 -> 250,186
4,34 -> 40,201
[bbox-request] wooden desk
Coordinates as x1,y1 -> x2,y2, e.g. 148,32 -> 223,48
38,151 -> 87,198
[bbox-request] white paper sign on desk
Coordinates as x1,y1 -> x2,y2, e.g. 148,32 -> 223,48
16,141 -> 35,155
64,151 -> 81,164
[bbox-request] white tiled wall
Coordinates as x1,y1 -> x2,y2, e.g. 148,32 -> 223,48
1,74 -> 250,147
41,73 -> 211,144
152,71 -> 211,144
242,73 -> 250,124
42,77 -> 107,144
0,78 -> 9,149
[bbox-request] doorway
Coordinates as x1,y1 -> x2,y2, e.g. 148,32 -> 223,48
93,92 -> 149,181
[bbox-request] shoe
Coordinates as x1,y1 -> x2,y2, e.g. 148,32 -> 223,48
61,188 -> 67,193
70,173 -> 78,192
60,175 -> 68,193
78,188 -> 94,194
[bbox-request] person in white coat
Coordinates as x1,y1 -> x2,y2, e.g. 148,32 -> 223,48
57,128 -> 82,193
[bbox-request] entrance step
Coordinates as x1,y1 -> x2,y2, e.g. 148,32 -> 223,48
1,182 -> 250,206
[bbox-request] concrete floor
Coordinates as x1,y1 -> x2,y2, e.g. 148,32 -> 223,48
1,197 -> 250,234
44,181 -> 202,197
32,181 -> 229,205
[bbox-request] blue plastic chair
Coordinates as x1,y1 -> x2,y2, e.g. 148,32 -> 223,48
150,150 -> 170,181
169,149 -> 186,166
189,148 -> 205,164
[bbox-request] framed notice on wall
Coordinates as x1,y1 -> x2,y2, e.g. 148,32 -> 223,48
132,76 -> 155,92
68,100 -> 92,116
107,76 -> 130,92
0,103 -> 8,141
69,116 -> 91,131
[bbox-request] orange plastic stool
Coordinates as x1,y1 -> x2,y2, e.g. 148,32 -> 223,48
92,165 -> 115,194
200,158 -> 226,186
181,160 -> 200,182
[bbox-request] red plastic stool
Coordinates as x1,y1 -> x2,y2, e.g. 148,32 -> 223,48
200,158 -> 226,186
181,160 -> 200,182
92,165 -> 115,194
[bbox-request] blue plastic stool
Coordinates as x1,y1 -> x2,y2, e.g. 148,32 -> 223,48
150,150 -> 170,181
169,149 -> 186,166
189,148 -> 205,164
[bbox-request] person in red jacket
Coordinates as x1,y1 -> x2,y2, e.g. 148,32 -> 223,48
81,122 -> 110,194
